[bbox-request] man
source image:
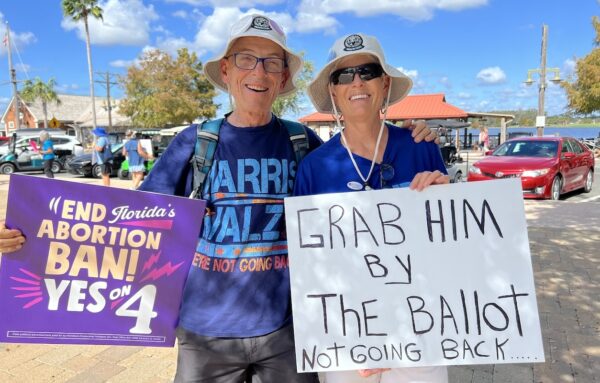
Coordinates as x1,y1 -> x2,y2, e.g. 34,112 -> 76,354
39,131 -> 55,178
92,127 -> 112,186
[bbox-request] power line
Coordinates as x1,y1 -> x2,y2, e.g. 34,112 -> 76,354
95,71 -> 118,130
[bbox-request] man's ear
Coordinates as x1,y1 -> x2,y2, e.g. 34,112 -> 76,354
220,58 -> 229,85
279,69 -> 290,91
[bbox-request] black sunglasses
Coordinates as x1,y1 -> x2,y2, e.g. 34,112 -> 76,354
329,63 -> 384,85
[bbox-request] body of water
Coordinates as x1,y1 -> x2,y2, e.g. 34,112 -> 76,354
456,126 -> 600,148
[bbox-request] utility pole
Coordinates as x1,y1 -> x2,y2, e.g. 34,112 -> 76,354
537,25 -> 548,138
96,71 -> 118,130
524,25 -> 561,137
6,22 -> 21,133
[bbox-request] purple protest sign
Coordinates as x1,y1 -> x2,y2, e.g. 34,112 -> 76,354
0,174 -> 206,347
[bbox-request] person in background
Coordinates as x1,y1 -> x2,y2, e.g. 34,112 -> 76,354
92,127 -> 112,187
122,130 -> 152,190
478,127 -> 489,153
295,32 -> 449,383
39,131 -> 55,178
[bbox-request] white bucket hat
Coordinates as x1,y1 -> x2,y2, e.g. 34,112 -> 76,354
308,33 -> 413,113
204,14 -> 303,97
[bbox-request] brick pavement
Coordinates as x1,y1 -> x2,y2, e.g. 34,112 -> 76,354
0,173 -> 598,383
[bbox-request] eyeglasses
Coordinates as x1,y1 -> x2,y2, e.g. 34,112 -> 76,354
329,63 -> 384,85
226,52 -> 287,73
379,163 -> 395,188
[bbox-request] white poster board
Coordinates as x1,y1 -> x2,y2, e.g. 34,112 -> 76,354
284,179 -> 544,373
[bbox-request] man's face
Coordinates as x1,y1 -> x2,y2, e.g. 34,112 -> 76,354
220,36 -> 290,116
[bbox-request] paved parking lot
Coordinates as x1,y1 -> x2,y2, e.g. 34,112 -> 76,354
0,172 -> 598,382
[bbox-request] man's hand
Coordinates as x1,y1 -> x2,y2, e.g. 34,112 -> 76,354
403,119 -> 440,144
0,221 -> 25,254
410,170 -> 449,191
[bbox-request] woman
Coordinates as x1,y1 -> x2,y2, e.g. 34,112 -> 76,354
294,33 -> 449,383
122,130 -> 152,190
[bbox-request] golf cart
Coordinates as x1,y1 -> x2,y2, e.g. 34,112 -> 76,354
426,119 -> 471,183
0,134 -> 73,175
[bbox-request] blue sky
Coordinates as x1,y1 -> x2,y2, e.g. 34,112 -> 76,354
1,0 -> 599,121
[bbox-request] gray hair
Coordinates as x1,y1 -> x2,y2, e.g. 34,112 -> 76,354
39,131 -> 50,141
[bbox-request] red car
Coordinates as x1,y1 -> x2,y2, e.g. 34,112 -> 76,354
467,136 -> 595,200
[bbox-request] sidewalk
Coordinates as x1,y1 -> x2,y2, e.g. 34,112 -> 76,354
0,174 -> 598,382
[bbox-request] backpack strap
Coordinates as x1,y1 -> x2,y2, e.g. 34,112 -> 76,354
189,118 -> 223,199
279,118 -> 309,165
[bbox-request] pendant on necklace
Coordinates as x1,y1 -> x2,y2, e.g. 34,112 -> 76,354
364,184 -> 372,191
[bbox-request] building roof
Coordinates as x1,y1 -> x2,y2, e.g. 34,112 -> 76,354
1,94 -> 131,127
299,93 -> 469,123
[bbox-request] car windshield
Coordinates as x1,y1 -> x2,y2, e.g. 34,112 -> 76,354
492,140 -> 558,158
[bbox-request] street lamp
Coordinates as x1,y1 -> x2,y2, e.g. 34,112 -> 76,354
524,24 -> 562,137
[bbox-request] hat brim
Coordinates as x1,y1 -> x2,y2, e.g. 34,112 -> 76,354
204,34 -> 303,98
308,52 -> 412,114
92,128 -> 107,136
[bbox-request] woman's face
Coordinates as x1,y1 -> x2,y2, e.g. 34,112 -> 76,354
329,54 -> 390,121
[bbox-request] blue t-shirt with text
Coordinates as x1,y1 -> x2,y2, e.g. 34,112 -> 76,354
139,116 -> 321,337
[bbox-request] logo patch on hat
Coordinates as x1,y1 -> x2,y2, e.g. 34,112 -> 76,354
251,16 -> 272,30
343,34 -> 364,51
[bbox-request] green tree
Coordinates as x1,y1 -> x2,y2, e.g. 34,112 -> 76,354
561,16 -> 600,115
20,77 -> 61,129
62,0 -> 103,128
119,48 -> 217,128
272,52 -> 313,117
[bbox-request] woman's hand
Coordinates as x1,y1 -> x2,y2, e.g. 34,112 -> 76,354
410,170 -> 449,191
358,368 -> 390,377
0,221 -> 25,254
403,119 -> 440,144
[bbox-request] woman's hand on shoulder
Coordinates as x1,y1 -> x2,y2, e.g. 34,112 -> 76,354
0,221 -> 25,254
410,170 -> 449,191
403,119 -> 440,144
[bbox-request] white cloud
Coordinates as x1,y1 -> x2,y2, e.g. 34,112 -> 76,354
457,92 -> 471,99
397,66 -> 418,79
563,58 -> 576,77
61,0 -> 158,46
476,66 -> 506,84
298,0 -> 488,22
172,10 -> 189,19
165,0 -> 283,5
110,59 -> 137,68
0,13 -> 36,56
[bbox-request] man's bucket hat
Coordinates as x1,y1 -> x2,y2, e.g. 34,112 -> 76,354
92,127 -> 108,136
204,14 -> 303,97
308,33 -> 413,113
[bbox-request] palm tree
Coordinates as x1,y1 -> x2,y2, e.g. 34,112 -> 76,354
21,78 -> 61,129
62,0 -> 103,129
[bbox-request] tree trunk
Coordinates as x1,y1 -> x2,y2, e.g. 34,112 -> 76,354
84,16 -> 97,129
42,101 -> 48,129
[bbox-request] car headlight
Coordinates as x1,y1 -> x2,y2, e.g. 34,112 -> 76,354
522,169 -> 550,177
469,165 -> 481,174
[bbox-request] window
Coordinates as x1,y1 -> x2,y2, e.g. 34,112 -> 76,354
561,140 -> 573,154
568,139 -> 583,154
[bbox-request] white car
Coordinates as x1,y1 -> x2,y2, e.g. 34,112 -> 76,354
0,135 -> 84,156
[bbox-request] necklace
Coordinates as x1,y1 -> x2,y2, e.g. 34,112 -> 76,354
340,117 -> 386,191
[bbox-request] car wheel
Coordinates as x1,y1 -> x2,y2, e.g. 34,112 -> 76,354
550,176 -> 562,200
92,164 -> 102,179
0,163 -> 16,175
453,171 -> 463,183
583,170 -> 593,193
118,168 -> 130,180
51,161 -> 62,173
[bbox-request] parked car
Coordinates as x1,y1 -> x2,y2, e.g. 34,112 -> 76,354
0,134 -> 83,157
467,136 -> 595,200
66,143 -> 126,178
0,135 -> 77,174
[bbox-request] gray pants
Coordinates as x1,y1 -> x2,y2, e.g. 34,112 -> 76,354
43,159 -> 54,178
175,325 -> 319,383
